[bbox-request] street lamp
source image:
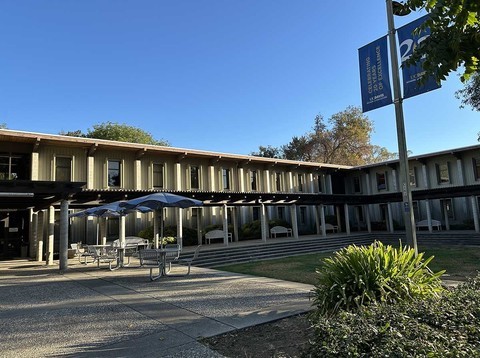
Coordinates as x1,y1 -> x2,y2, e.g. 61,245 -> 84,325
385,0 -> 418,255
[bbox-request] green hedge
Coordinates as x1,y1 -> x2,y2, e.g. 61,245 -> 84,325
306,275 -> 480,357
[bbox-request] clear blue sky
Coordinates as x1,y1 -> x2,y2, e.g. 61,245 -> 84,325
0,1 -> 477,157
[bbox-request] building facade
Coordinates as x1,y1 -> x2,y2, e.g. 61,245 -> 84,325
1,129 -> 480,262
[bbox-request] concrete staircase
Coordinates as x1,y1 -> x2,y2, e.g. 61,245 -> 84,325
179,231 -> 480,269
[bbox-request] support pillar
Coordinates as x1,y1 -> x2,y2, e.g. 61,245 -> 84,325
335,206 -> 342,232
425,199 -> 433,233
59,200 -> 69,271
260,203 -> 267,242
471,196 -> 480,233
344,203 -> 350,235
47,206 -> 55,265
290,205 -> 299,239
442,200 -> 450,231
36,210 -> 44,262
365,205 -> 372,233
222,204 -> 229,246
320,204 -> 326,237
196,209 -> 203,245
177,208 -> 183,249
232,207 -> 239,242
314,205 -> 321,235
387,202 -> 394,233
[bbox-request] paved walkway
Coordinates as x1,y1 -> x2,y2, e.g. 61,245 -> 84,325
0,259 -> 314,357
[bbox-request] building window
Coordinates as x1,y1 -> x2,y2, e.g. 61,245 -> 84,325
190,166 -> 200,189
300,207 -> 307,225
277,206 -> 285,220
252,207 -> 260,221
55,157 -> 72,181
353,176 -> 361,193
276,173 -> 283,191
0,153 -> 29,180
298,174 -> 304,192
436,163 -> 450,184
152,163 -> 164,188
441,198 -> 454,219
473,157 -> 480,181
222,168 -> 231,190
376,172 -> 387,191
108,160 -> 121,187
409,167 -> 417,187
250,170 -> 257,191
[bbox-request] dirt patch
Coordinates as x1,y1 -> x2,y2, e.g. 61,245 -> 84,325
202,313 -> 313,358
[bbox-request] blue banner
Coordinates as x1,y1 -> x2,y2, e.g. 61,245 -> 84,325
397,15 -> 441,99
358,36 -> 393,112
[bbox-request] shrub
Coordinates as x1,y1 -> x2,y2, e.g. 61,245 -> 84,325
306,275 -> 480,357
137,225 -> 198,246
240,220 -> 262,239
312,241 -> 445,316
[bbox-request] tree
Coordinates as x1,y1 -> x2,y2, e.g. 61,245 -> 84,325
456,73 -> 480,111
0,123 -> 6,129
250,145 -> 282,159
405,0 -> 479,82
252,107 -> 396,166
60,121 -> 170,146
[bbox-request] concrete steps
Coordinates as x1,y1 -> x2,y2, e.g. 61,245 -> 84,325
178,231 -> 480,268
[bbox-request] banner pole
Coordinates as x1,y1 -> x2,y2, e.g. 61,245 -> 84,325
386,0 -> 418,255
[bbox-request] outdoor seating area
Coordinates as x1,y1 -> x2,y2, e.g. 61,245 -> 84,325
320,223 -> 339,233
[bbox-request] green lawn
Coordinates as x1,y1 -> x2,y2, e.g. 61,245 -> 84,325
217,245 -> 480,285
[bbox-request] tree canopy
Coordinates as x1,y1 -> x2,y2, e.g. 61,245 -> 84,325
251,106 -> 396,166
456,73 -> 480,111
405,0 -> 479,82
60,121 -> 170,146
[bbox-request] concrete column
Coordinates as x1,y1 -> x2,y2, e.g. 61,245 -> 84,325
290,205 -> 299,239
320,204 -> 326,237
238,167 -> 245,191
232,207 -> 239,242
287,172 -> 294,193
47,206 -> 55,265
119,215 -> 126,248
87,156 -> 95,189
422,164 -> 429,188
365,205 -> 372,233
36,210 -> 44,262
177,208 -> 183,249
335,206 -> 342,232
442,200 -> 450,231
99,218 -> 107,245
31,152 -> 39,180
425,199 -> 433,232
208,165 -> 216,191
387,202 -> 394,233
344,204 -> 350,235
264,169 -> 271,192
153,210 -> 160,249
260,203 -> 267,242
327,174 -> 334,216
471,196 -> 480,233
222,204 -> 229,246
196,209 -> 203,245
174,163 -> 182,190
30,211 -> 38,258
134,159 -> 142,190
59,200 -> 69,271
391,169 -> 398,191
314,205 -> 321,235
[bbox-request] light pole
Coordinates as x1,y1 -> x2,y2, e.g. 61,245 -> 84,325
385,0 -> 418,255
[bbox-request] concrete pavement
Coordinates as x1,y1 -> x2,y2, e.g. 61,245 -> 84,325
0,259 -> 314,357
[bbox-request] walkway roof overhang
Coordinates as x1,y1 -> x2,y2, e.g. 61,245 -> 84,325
69,184 -> 480,209
0,180 -> 85,211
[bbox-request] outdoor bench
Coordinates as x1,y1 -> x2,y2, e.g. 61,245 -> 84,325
270,226 -> 292,238
320,223 -> 339,233
416,219 -> 442,231
204,229 -> 232,244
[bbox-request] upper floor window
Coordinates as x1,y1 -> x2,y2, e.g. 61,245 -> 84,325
376,172 -> 387,191
436,163 -> 450,184
55,157 -> 72,181
0,153 -> 29,180
473,157 -> 480,181
250,170 -> 257,191
222,168 -> 231,190
298,174 -> 304,192
108,160 -> 121,187
409,167 -> 417,187
190,166 -> 200,189
152,163 -> 164,189
353,176 -> 362,193
276,172 -> 283,191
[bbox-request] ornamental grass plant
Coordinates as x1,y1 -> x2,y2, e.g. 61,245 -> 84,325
312,241 -> 445,316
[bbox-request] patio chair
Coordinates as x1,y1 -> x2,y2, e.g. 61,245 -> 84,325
71,243 -> 94,264
139,249 -> 163,281
87,245 -> 118,270
174,245 -> 201,276
164,244 -> 181,273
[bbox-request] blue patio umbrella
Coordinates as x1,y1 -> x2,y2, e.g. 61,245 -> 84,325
120,193 -> 203,248
70,201 -> 153,245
